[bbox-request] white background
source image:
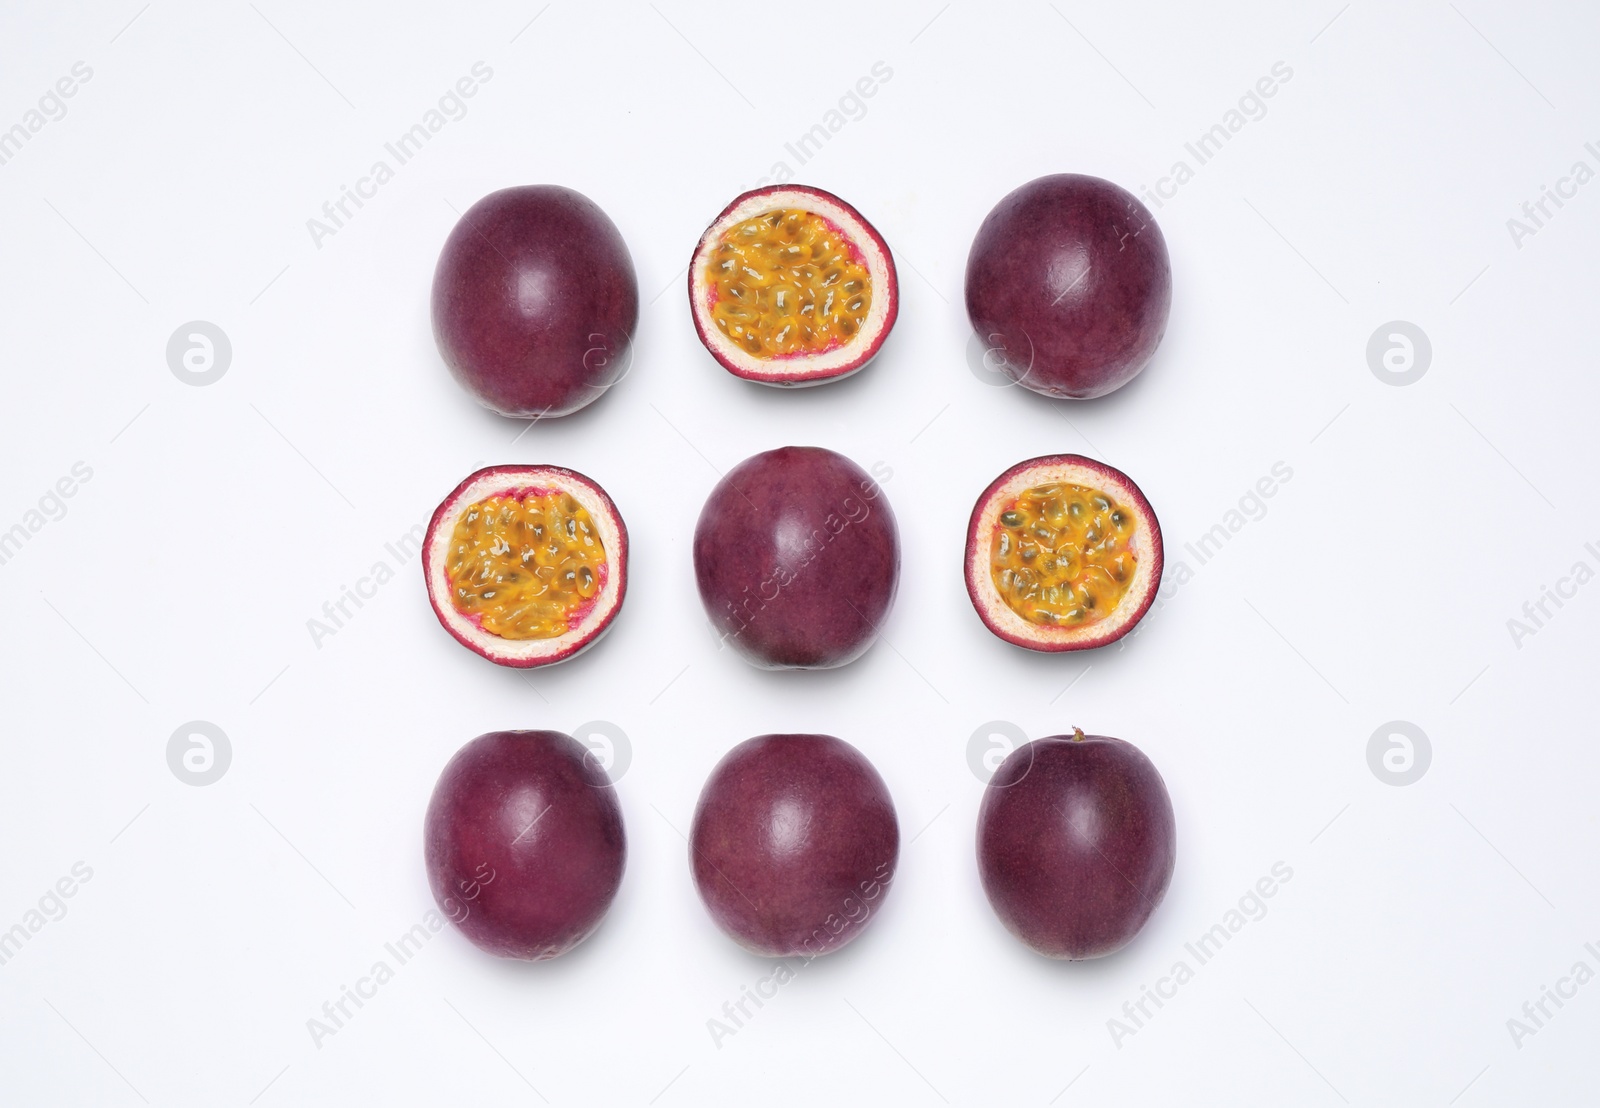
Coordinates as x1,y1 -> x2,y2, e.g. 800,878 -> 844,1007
1,1 -> 1596,1104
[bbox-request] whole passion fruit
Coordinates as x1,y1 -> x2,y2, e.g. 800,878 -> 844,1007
423,465 -> 627,668
965,454 -> 1161,652
694,447 -> 899,669
691,734 -> 899,957
966,174 -> 1171,399
977,729 -> 1175,959
432,185 -> 638,418
689,185 -> 898,386
425,730 -> 626,960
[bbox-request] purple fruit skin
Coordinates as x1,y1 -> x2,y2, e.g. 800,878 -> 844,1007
691,734 -> 899,957
424,730 -> 626,960
431,185 -> 639,418
965,174 -> 1171,399
977,734 -> 1175,959
693,447 -> 900,669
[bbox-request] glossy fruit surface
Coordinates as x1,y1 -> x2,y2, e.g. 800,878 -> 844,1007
691,734 -> 899,957
423,465 -> 627,668
424,730 -> 626,960
965,454 -> 1161,652
694,446 -> 898,669
977,730 -> 1174,959
689,185 -> 897,386
965,174 -> 1170,399
432,185 -> 638,418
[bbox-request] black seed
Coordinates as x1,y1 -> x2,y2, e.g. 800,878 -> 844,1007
1000,510 -> 1023,527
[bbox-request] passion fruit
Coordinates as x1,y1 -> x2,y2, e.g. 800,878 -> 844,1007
688,185 -> 898,386
694,447 -> 899,669
966,174 -> 1171,399
425,730 -> 627,960
423,465 -> 627,668
690,734 -> 899,957
977,729 -> 1175,959
432,185 -> 638,418
965,454 -> 1161,652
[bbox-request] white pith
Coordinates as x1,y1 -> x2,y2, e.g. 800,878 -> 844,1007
690,188 -> 895,381
969,459 -> 1159,645
425,468 -> 625,664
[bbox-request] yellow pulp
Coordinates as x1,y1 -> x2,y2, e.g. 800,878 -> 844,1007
990,483 -> 1137,627
705,208 -> 873,359
446,492 -> 605,640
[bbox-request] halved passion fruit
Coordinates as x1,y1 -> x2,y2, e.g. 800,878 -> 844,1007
688,185 -> 898,386
965,455 -> 1162,652
423,465 -> 627,668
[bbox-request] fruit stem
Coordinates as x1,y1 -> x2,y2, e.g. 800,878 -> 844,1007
1072,726 -> 1085,742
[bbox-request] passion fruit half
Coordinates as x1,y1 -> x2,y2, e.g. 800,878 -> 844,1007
689,185 -> 898,386
432,185 -> 638,418
966,174 -> 1171,399
695,447 -> 899,669
965,454 -> 1161,651
423,465 -> 627,668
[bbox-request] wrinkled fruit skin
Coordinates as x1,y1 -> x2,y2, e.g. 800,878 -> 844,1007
432,185 -> 639,418
424,730 -> 626,960
966,174 -> 1171,399
977,734 -> 1175,959
694,447 -> 899,669
691,734 -> 899,957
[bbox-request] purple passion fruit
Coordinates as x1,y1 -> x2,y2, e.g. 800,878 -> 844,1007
425,730 -> 627,960
689,185 -> 898,386
977,729 -> 1175,959
965,454 -> 1161,652
423,465 -> 627,668
966,174 -> 1171,399
432,185 -> 638,418
694,447 -> 899,669
690,734 -> 899,957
